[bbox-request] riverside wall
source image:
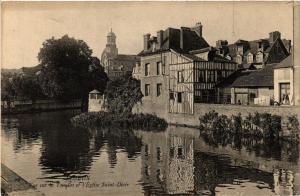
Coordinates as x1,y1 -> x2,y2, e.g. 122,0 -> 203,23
133,100 -> 300,127
1,99 -> 81,114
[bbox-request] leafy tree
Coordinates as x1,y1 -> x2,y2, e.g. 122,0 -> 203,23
105,76 -> 143,116
37,35 -> 108,104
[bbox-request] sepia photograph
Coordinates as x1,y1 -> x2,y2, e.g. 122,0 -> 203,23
1,1 -> 300,195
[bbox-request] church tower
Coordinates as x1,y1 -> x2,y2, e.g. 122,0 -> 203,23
105,29 -> 118,57
101,29 -> 119,74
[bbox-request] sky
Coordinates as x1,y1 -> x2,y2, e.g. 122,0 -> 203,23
1,1 -> 294,69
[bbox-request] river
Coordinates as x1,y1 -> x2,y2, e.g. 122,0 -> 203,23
1,110 -> 300,196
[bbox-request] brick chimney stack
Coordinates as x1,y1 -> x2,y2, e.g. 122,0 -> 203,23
191,22 -> 203,37
143,34 -> 151,51
157,30 -> 164,50
269,31 -> 281,44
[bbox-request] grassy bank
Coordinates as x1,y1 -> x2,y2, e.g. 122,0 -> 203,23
199,110 -> 299,140
71,112 -> 168,131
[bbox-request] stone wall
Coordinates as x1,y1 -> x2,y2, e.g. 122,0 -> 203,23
133,100 -> 300,127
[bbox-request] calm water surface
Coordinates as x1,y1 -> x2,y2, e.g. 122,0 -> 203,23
1,110 -> 300,196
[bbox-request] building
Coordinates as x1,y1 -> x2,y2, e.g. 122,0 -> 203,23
217,65 -> 275,105
215,31 -> 291,69
274,55 -> 294,105
88,89 -> 106,112
137,22 -> 238,115
101,29 -> 140,80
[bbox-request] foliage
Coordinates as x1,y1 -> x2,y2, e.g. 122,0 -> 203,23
104,76 -> 143,115
71,112 -> 168,131
37,35 -> 108,101
1,74 -> 45,101
199,111 -> 283,140
287,115 -> 300,139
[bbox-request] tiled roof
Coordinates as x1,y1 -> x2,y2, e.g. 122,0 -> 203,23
217,64 -> 276,88
274,55 -> 293,69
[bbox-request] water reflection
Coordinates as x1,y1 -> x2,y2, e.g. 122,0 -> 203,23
1,111 -> 300,195
135,127 -> 300,195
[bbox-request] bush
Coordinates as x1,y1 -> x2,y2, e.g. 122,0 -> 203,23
71,112 -> 168,131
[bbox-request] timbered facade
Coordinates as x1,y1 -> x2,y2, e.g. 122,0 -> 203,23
169,50 -> 238,114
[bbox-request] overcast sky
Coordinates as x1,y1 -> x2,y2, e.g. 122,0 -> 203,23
2,1 -> 293,69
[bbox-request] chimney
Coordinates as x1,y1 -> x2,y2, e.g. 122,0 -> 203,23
191,22 -> 203,37
143,33 -> 150,51
216,40 -> 228,48
269,31 -> 281,44
180,27 -> 190,50
157,30 -> 164,50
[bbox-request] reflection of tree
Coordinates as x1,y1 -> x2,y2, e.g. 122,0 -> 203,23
200,131 -> 299,163
194,152 -> 274,195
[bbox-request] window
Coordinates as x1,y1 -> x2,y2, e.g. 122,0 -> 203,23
207,70 -> 215,83
236,55 -> 242,64
169,92 -> 175,100
280,83 -> 290,104
157,83 -> 162,97
198,70 -> 206,82
145,144 -> 149,156
178,147 -> 184,158
170,147 -> 175,158
162,64 -> 166,75
145,84 -> 150,96
217,70 -> 222,81
247,53 -> 253,63
256,53 -> 263,63
237,45 -> 244,54
156,147 -> 161,161
90,94 -> 97,99
145,63 -> 150,76
178,71 -> 184,83
157,62 -> 162,75
177,92 -> 182,103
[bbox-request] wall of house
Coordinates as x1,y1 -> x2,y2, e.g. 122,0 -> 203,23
140,52 -> 171,118
274,68 -> 294,104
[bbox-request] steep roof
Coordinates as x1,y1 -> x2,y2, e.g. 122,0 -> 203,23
217,64 -> 276,88
139,27 -> 209,56
274,55 -> 293,69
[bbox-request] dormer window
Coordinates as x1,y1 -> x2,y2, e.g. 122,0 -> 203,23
237,45 -> 244,55
152,42 -> 156,52
256,52 -> 263,63
236,55 -> 242,64
247,53 -> 253,63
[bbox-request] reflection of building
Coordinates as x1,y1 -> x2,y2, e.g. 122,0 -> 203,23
135,129 -> 195,195
135,127 -> 300,195
101,29 -> 140,80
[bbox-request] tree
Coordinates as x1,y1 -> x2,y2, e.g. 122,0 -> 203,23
37,35 -> 108,104
105,76 -> 143,116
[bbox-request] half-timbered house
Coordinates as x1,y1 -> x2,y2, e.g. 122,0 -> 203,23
137,23 -> 237,116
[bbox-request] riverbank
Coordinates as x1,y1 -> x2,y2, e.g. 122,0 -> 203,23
71,112 -> 168,131
1,164 -> 44,196
1,99 -> 81,115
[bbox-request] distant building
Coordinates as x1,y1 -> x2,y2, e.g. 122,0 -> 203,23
88,89 -> 106,112
101,29 -> 140,80
215,31 -> 291,69
137,22 -> 238,115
